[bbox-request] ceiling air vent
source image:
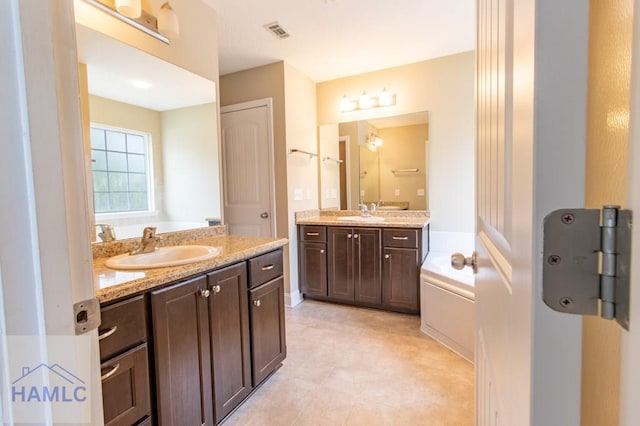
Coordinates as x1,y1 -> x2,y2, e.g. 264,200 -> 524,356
264,22 -> 290,39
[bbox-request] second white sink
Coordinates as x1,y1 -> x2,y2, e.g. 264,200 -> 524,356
105,245 -> 221,270
336,216 -> 385,223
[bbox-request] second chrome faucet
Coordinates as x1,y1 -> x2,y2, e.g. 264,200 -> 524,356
130,226 -> 161,255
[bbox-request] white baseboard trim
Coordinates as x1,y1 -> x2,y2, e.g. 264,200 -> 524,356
285,291 -> 303,307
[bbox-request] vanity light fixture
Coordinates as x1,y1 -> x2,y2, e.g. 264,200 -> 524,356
82,0 -> 179,44
115,0 -> 141,18
339,89 -> 397,112
367,132 -> 383,149
157,2 -> 180,39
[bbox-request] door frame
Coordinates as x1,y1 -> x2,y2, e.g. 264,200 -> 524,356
220,98 -> 277,237
338,135 -> 351,209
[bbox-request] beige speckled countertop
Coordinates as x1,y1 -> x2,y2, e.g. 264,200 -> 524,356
94,234 -> 288,304
295,209 -> 430,228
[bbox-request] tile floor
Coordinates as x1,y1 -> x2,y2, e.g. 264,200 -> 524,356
222,299 -> 474,426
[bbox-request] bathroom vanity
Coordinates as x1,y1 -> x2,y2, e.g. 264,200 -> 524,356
94,229 -> 287,425
296,211 -> 429,314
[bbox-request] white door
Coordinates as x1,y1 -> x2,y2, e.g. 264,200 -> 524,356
621,0 -> 640,420
1,1 -> 103,423
474,0 -> 588,424
221,100 -> 275,237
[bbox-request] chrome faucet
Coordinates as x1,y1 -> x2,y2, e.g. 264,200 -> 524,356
359,203 -> 371,216
96,224 -> 116,242
130,226 -> 161,255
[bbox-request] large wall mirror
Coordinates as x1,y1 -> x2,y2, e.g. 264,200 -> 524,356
76,24 -> 221,242
336,111 -> 429,211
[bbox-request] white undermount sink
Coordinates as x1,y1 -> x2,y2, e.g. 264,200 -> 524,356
105,245 -> 221,270
336,216 -> 385,223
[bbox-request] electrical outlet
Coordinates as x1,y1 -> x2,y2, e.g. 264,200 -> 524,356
394,189 -> 400,196
417,188 -> 425,196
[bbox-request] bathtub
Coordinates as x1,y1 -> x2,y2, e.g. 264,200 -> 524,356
420,232 -> 475,362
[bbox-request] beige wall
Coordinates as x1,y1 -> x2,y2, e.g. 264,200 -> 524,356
219,62 -> 288,238
338,121 -> 362,209
581,0 -> 632,424
378,124 -> 428,210
220,61 -> 318,302
317,52 -> 475,232
319,124 -> 340,209
284,63 -> 319,302
161,103 -> 220,223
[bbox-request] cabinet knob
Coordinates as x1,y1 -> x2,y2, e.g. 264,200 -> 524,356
201,289 -> 211,298
320,249 -> 325,254
347,234 -> 352,238
385,254 -> 390,259
354,234 -> 359,239
254,300 -> 261,307
212,285 -> 221,294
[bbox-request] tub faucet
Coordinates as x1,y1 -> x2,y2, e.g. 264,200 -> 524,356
96,224 -> 116,242
130,226 -> 161,255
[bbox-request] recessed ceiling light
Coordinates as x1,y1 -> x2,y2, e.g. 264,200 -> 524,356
130,79 -> 153,89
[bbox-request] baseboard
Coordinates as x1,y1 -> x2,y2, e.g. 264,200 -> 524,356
285,291 -> 303,307
420,323 -> 474,363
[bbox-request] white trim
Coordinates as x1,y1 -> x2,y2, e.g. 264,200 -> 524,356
339,136 -> 351,209
285,292 -> 304,308
221,98 -> 277,237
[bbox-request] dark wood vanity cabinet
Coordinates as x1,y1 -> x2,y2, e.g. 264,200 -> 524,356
207,263 -> 252,424
382,228 -> 428,313
298,226 -> 327,297
248,252 -> 287,386
145,248 -> 285,426
151,275 -> 214,426
328,226 -> 382,304
299,224 -> 428,314
99,295 -> 151,426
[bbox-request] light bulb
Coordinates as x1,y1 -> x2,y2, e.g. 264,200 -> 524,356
359,92 -> 373,109
158,2 -> 180,39
378,89 -> 394,106
340,95 -> 355,112
115,0 -> 142,18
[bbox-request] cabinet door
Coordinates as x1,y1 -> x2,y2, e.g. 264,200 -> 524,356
328,227 -> 354,300
353,228 -> 382,304
101,344 -> 150,426
151,275 -> 213,426
299,242 -> 327,297
249,277 -> 286,385
383,247 -> 420,313
207,263 -> 252,423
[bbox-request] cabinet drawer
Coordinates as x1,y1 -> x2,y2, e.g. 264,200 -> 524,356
99,295 -> 147,362
248,249 -> 283,289
101,343 -> 151,426
299,225 -> 326,242
383,229 -> 418,248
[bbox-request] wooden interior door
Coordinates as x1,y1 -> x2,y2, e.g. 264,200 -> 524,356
221,100 -> 274,237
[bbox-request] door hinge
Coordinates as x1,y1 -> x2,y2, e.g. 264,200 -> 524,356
73,298 -> 101,335
542,205 -> 631,330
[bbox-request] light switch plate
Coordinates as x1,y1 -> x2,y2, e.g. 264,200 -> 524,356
417,188 -> 425,196
394,189 -> 400,196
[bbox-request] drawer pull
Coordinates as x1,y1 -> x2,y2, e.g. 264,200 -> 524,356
392,236 -> 409,240
98,325 -> 118,341
261,264 -> 275,271
306,232 -> 320,236
254,300 -> 261,307
101,363 -> 120,381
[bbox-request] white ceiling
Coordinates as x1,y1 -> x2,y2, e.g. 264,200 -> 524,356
203,0 -> 476,82
76,24 -> 216,111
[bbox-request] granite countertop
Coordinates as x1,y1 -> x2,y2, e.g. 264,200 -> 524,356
295,209 -> 430,229
95,234 -> 288,304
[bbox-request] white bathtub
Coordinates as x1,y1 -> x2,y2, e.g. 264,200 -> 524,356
420,232 -> 475,362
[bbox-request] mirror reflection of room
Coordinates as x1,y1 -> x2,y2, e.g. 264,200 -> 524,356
337,111 -> 429,211
75,24 -> 221,241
